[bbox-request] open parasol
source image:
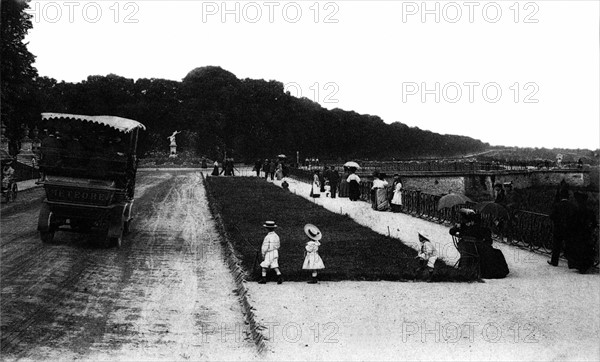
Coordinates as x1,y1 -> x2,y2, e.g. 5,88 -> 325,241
344,161 -> 360,169
473,201 -> 510,220
437,193 -> 473,210
277,154 -> 287,158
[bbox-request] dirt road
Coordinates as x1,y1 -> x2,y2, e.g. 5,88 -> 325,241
1,171 -> 257,360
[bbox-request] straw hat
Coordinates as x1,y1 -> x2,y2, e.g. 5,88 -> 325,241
418,231 -> 430,241
263,221 -> 277,229
304,224 -> 322,241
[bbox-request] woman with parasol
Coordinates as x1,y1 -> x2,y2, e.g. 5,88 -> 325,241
345,162 -> 361,201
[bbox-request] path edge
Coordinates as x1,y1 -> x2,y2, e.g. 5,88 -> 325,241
202,174 -> 268,356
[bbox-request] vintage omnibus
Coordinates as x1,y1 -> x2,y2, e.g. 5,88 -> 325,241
37,113 -> 146,247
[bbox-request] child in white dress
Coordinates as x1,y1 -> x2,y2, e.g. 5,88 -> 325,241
415,231 -> 438,281
302,224 -> 325,284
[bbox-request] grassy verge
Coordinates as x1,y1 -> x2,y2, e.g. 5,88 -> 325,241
205,177 -> 475,282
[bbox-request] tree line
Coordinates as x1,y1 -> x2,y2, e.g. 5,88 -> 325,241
2,0 -> 490,161
9,66 -> 492,161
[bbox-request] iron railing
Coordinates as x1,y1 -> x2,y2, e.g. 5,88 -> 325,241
299,160 -> 585,175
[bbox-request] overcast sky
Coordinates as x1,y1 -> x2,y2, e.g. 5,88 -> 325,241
24,0 -> 599,150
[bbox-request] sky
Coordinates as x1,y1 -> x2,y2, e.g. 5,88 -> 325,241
23,0 -> 600,150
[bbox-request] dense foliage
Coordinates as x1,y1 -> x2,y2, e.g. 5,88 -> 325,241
1,0 -> 38,153
24,66 -> 491,160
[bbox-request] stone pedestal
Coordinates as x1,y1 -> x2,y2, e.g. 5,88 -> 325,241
17,126 -> 36,167
169,145 -> 177,158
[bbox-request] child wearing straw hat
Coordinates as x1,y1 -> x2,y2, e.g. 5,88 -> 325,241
303,224 -> 325,284
259,221 -> 283,284
415,231 -> 438,281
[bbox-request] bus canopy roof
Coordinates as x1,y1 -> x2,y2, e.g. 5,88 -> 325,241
41,113 -> 146,133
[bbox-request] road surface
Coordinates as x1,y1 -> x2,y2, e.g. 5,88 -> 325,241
0,170 -> 256,361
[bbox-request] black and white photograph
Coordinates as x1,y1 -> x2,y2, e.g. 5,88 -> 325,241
1,0 -> 598,360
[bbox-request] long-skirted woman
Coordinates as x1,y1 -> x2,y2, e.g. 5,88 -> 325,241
347,168 -> 361,201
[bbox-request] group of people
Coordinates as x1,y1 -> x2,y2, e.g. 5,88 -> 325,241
369,172 -> 404,212
309,168 -> 406,213
256,219 -> 446,283
254,158 -> 289,181
548,181 -> 597,274
258,221 -> 325,284
310,166 -> 341,198
368,172 -> 404,212
493,181 -> 525,212
412,207 -> 510,280
210,158 -> 236,176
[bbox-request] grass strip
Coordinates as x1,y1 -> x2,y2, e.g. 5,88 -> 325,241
205,176 -> 475,282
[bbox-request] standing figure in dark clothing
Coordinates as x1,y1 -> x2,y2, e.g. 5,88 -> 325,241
254,159 -> 262,177
346,168 -> 361,201
328,166 -> 340,198
227,158 -> 235,176
263,159 -> 270,179
211,160 -> 219,176
269,159 -> 276,180
320,166 -> 328,193
281,163 -> 289,178
548,187 -> 578,266
567,192 -> 597,273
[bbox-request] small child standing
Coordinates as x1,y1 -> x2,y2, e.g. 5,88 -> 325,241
259,221 -> 283,284
302,224 -> 325,284
416,231 -> 438,281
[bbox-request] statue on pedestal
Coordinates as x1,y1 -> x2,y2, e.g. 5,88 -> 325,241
168,130 -> 181,158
